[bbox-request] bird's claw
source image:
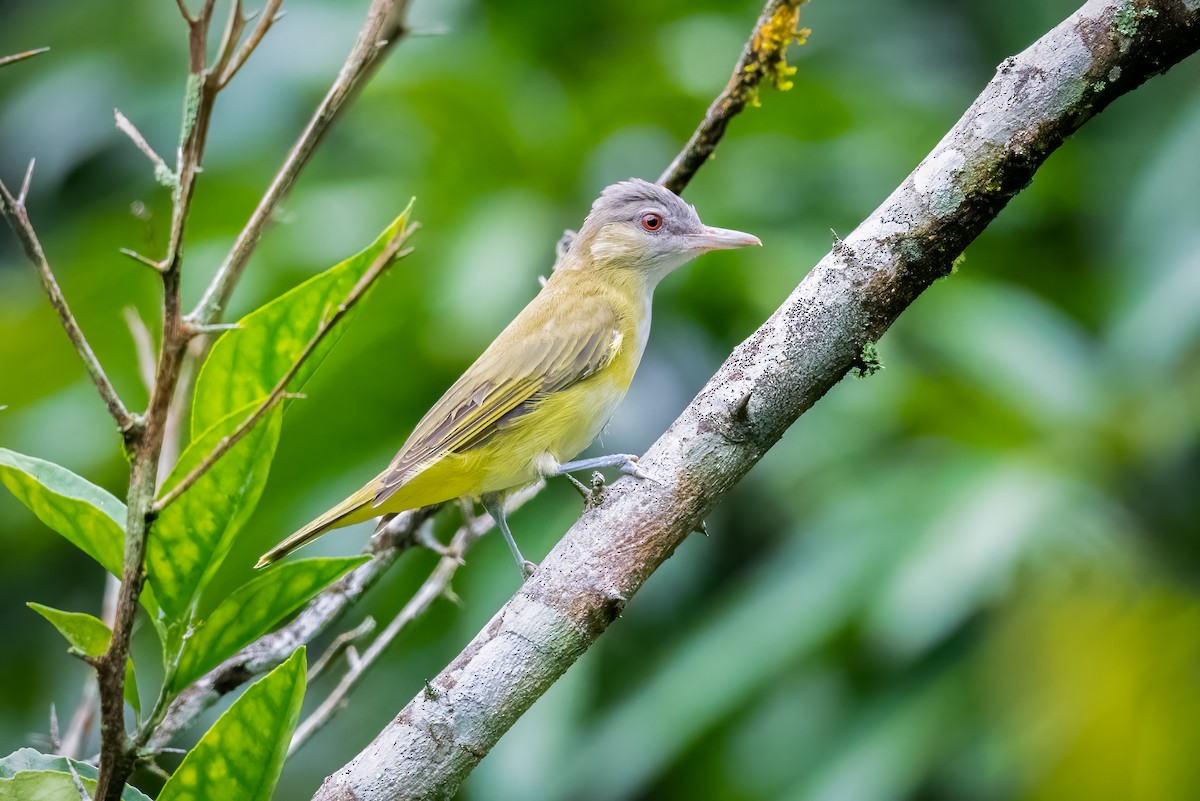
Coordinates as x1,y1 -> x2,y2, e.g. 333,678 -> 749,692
521,560 -> 538,579
618,455 -> 660,484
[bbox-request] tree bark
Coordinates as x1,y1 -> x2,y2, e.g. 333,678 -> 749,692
314,1 -> 1200,798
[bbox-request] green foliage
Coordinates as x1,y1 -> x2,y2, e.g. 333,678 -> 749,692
27,602 -> 112,656
851,341 -> 883,378
0,448 -> 125,576
0,748 -> 152,801
27,603 -> 140,714
173,556 -> 367,690
146,402 -> 283,623
0,449 -> 161,625
158,648 -> 306,801
192,203 -> 414,437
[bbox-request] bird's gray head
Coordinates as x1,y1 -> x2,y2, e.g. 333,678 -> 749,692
568,178 -> 760,283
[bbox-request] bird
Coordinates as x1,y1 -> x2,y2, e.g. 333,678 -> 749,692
256,178 -> 760,575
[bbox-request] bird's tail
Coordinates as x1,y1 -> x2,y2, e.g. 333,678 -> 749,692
255,486 -> 376,568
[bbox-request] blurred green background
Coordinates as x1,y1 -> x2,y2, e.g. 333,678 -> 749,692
3,0 -> 1200,798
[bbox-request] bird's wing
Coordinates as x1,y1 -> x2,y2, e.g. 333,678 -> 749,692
374,296 -> 620,504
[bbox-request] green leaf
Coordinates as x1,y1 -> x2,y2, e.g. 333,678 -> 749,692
0,748 -> 153,801
27,602 -> 110,655
173,556 -> 366,690
158,647 -> 306,801
27,604 -> 141,715
146,402 -> 283,622
192,202 -> 415,437
0,448 -> 124,576
0,449 -> 164,630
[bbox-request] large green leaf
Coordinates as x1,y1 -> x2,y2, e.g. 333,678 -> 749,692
0,448 -> 125,576
146,402 -> 283,622
158,647 -> 306,801
192,202 -> 415,437
0,748 -> 153,801
28,603 -> 141,715
172,556 -> 366,690
0,449 -> 163,629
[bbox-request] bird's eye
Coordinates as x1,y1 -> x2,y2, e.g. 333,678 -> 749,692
640,212 -> 664,232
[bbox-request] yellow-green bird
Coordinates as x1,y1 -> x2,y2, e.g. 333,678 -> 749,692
256,179 -> 760,575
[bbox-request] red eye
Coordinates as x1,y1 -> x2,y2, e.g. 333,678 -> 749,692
640,212 -> 663,232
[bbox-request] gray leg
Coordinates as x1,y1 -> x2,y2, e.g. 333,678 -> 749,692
481,492 -> 536,579
553,453 -> 655,481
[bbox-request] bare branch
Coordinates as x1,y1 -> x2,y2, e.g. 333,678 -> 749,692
118,248 -> 165,273
218,0 -> 286,88
0,180 -> 138,436
152,227 -> 416,513
114,110 -> 175,186
658,0 -> 809,195
191,0 -> 415,325
288,504 -> 504,756
146,481 -> 543,751
308,617 -> 377,683
211,0 -> 249,82
18,158 -> 36,206
123,307 -> 157,396
315,1 -> 1200,798
0,47 -> 50,69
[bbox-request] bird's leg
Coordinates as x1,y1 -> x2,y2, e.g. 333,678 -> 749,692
481,492 -> 536,579
552,453 -> 657,482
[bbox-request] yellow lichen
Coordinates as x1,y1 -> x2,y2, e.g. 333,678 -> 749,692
751,3 -> 811,93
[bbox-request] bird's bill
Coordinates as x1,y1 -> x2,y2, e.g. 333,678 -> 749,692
688,226 -> 762,252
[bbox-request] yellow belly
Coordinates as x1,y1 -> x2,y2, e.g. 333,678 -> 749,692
374,370 -> 632,513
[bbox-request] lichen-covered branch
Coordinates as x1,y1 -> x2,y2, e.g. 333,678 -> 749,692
314,2 -> 1200,799
658,0 -> 809,194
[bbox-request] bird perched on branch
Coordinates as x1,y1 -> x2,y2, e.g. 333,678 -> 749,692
256,178 -> 760,576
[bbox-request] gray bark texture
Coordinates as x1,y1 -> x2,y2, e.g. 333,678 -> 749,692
314,1 -> 1200,798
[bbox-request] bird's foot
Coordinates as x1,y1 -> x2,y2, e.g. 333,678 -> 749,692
521,559 -> 538,579
616,454 -> 659,483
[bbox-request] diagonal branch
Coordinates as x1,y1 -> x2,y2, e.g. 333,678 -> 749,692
190,0 -> 415,325
658,0 -> 808,194
287,503 -> 504,756
218,0 -> 286,88
0,47 -> 49,69
153,224 -> 417,513
313,1 -> 1200,799
144,481 -> 544,752
0,180 -> 138,436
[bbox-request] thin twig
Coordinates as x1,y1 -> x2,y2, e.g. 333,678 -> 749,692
114,110 -> 175,186
190,0 -> 415,325
0,47 -> 50,69
18,159 -> 36,206
308,617 -> 376,683
153,229 -> 416,513
124,308 -> 158,394
658,0 -> 808,195
0,180 -> 138,436
147,482 -> 543,751
219,0 -> 286,88
118,248 -> 165,273
211,0 -> 249,83
65,758 -> 93,801
288,498 -> 525,756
